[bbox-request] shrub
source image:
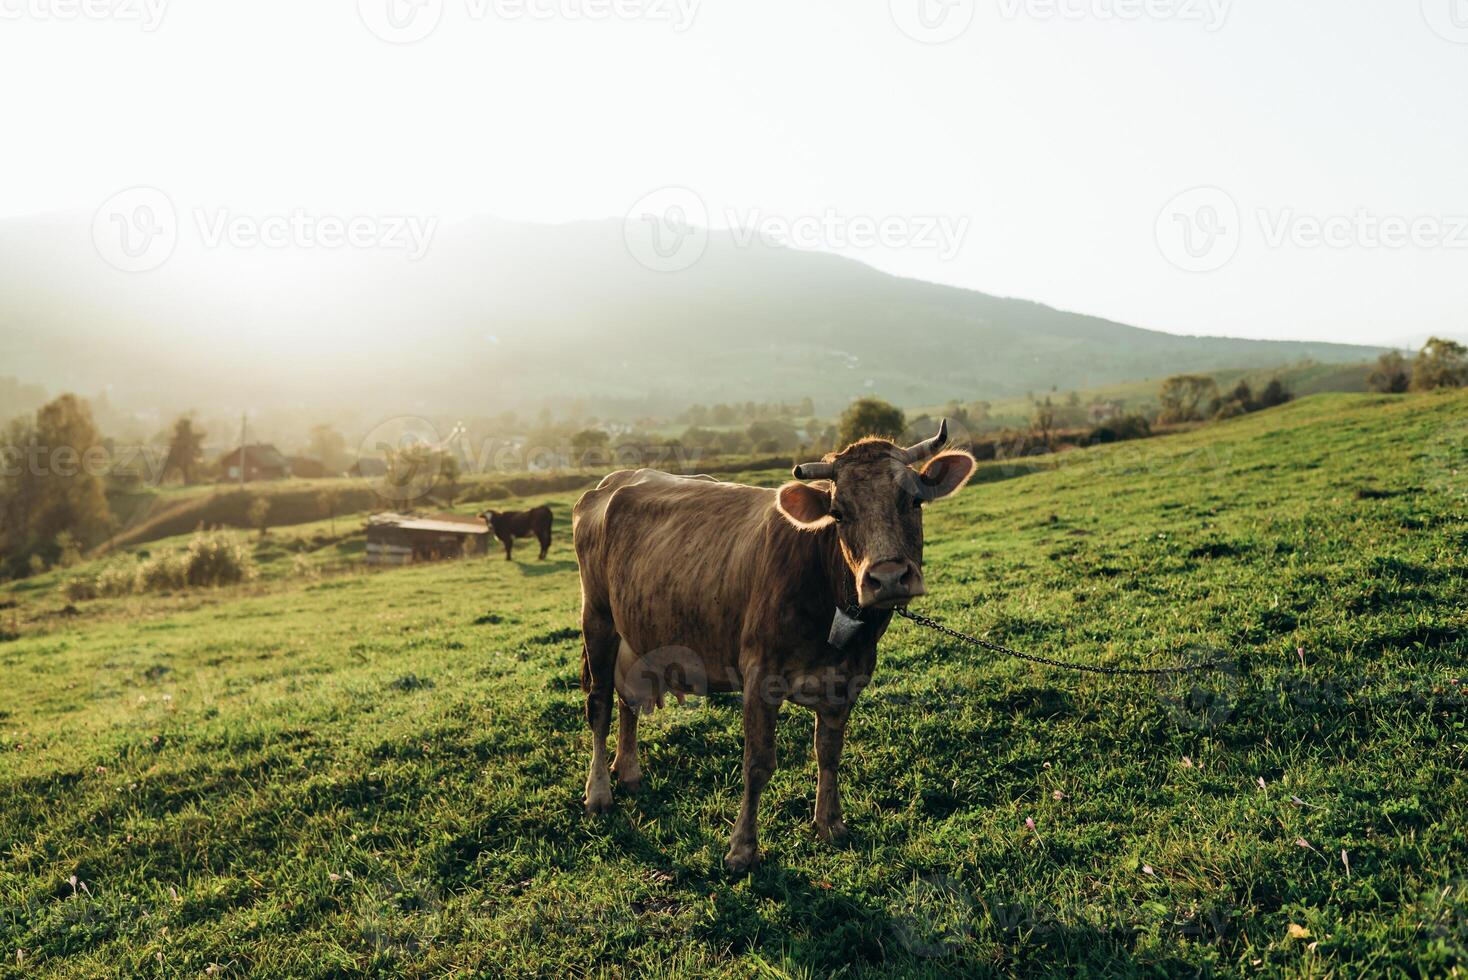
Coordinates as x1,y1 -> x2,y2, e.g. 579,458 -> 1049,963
70,533 -> 257,598
54,531 -> 82,569
137,552 -> 187,592
838,397 -> 904,446
97,560 -> 142,596
291,554 -> 318,581
1085,414 -> 1152,445
176,532 -> 257,588
62,576 -> 98,601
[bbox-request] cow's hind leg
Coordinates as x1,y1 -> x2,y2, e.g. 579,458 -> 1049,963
537,529 -> 550,560
581,608 -> 618,815
725,668 -> 782,873
611,697 -> 642,791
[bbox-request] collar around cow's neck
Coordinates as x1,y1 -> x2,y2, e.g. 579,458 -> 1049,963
827,543 -> 882,651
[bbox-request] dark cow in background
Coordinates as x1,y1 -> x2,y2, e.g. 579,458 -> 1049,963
572,420 -> 975,872
478,506 -> 554,561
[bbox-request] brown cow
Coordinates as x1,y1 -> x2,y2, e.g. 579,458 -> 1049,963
573,421 -> 975,872
479,506 -> 554,561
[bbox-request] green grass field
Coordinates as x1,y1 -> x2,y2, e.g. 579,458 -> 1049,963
2,392 -> 1465,977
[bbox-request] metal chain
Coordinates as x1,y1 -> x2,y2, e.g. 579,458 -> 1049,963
894,607 -> 1232,676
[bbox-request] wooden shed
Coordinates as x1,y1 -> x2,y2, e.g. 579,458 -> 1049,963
366,512 -> 489,565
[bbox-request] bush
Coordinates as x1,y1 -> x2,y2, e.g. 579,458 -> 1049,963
174,532 -> 258,588
65,533 -> 257,599
291,554 -> 318,581
62,576 -> 98,601
137,552 -> 187,592
1084,414 -> 1152,445
97,560 -> 143,596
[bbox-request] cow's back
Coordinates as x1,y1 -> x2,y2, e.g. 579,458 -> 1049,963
574,469 -> 772,667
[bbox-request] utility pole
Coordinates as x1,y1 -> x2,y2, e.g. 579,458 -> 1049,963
239,413 -> 247,487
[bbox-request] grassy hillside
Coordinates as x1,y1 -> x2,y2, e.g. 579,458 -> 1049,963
1,393 -> 1465,977
940,358 -> 1377,431
1,215 -> 1381,415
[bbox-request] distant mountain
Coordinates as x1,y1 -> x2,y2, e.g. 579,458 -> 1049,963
0,213 -> 1382,416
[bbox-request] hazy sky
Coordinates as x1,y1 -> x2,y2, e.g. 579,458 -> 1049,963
1,0 -> 1464,346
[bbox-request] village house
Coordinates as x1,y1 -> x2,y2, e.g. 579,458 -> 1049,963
218,443 -> 292,481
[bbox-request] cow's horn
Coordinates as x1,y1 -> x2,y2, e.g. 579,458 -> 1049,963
792,461 -> 834,481
900,418 -> 949,464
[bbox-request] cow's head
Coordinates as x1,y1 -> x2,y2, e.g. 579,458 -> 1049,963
777,420 -> 975,609
478,510 -> 500,529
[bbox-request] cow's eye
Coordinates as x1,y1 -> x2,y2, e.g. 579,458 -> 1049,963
829,507 -> 846,524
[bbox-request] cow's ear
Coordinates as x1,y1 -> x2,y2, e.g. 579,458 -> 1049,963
776,481 -> 835,530
917,451 -> 976,500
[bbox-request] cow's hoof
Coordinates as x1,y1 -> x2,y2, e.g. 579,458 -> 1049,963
816,819 -> 849,844
723,845 -> 760,874
584,785 -> 614,815
611,758 -> 641,791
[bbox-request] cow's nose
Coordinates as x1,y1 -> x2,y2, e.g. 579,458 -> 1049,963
861,560 -> 926,607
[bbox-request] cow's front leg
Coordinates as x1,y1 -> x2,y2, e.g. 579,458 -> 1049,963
611,697 -> 642,791
814,709 -> 850,843
725,672 -> 781,873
